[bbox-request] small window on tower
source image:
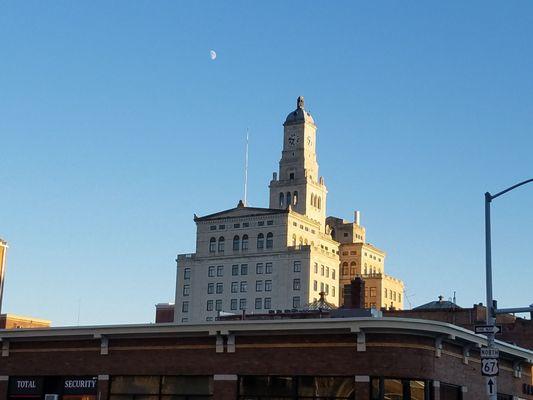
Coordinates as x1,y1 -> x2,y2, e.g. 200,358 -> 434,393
289,173 -> 295,180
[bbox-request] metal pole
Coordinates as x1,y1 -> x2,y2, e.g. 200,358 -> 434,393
485,192 -> 497,400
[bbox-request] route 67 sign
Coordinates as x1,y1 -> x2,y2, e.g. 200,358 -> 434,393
481,358 -> 499,376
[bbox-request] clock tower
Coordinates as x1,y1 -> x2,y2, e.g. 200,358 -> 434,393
269,96 -> 328,228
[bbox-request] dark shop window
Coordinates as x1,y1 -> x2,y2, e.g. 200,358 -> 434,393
371,378 -> 432,400
238,376 -> 354,400
110,376 -> 213,400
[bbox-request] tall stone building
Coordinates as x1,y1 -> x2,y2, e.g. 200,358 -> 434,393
174,97 -> 404,323
0,238 -> 7,314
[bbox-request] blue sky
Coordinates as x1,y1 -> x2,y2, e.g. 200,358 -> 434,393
1,2 -> 532,326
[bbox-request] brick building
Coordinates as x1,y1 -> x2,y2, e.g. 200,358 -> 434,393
0,317 -> 532,400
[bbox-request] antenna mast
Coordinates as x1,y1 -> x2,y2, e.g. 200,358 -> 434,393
244,128 -> 249,206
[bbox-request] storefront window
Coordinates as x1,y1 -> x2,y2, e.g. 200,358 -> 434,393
239,376 -> 354,399
440,383 -> 461,400
370,378 -> 431,400
110,376 -> 212,400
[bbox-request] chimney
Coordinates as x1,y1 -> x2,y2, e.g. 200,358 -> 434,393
354,211 -> 361,226
343,277 -> 365,309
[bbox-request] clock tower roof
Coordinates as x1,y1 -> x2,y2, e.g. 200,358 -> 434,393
284,96 -> 315,126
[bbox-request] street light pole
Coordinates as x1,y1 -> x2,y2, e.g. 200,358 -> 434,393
484,178 -> 533,400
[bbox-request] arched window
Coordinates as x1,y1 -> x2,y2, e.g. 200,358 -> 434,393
299,236 -> 303,245
218,236 -> 225,252
233,235 -> 240,251
292,234 -> 297,246
304,238 -> 308,245
242,234 -> 249,251
266,232 -> 273,249
317,196 -> 321,210
279,192 -> 284,208
311,193 -> 315,207
293,191 -> 298,205
342,262 -> 348,276
286,192 -> 291,207
209,237 -> 216,253
364,263 -> 368,275
257,233 -> 264,249
350,261 -> 356,276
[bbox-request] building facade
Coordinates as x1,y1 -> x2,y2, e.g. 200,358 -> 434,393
0,317 -> 532,400
0,239 -> 8,315
175,97 -> 403,324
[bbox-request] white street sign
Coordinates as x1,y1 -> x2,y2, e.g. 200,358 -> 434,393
481,347 -> 499,359
475,325 -> 502,334
486,377 -> 497,395
482,358 -> 499,376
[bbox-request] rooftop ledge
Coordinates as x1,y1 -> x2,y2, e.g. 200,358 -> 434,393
0,317 -> 531,363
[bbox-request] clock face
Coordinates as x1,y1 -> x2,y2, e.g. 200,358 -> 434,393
288,132 -> 299,146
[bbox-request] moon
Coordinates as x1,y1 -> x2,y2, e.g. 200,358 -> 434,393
210,50 -> 217,60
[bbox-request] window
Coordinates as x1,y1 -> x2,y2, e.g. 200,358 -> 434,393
243,222 -> 249,228
286,192 -> 291,205
313,280 -> 318,291
183,268 -> 191,280
293,260 -> 301,272
232,264 -> 239,276
266,232 -> 273,249
292,234 -> 297,246
258,221 -> 265,226
342,263 -> 348,276
265,280 -> 272,291
234,223 -> 240,228
289,172 -> 294,180
217,265 -> 224,277
256,280 -> 263,292
206,317 -> 213,321
326,266 -> 330,278
279,192 -> 284,207
231,282 -> 238,293
239,299 -> 247,310
314,263 -> 318,274
207,266 -> 214,277
255,298 -> 262,309
325,284 -> 329,294
215,299 -> 222,311
370,287 -> 376,297
343,232 -> 348,237
320,265 -> 324,276
242,234 -> 249,250
293,279 -> 301,290
332,287 -> 336,297
217,236 -> 225,252
181,317 -> 188,322
240,281 -> 248,292
267,220 -> 274,226
256,263 -> 264,274
209,237 -> 216,252
231,299 -> 237,310
182,301 -> 189,313
207,283 -> 214,294
332,269 -> 336,279
264,298 -> 272,309
293,296 -> 300,308
233,235 -> 240,251
320,282 -> 324,292
399,293 -> 402,302
265,262 -> 273,274
206,300 -> 213,311
216,283 -> 223,294
350,251 -> 356,255
257,233 -> 264,249
384,288 -> 388,299
210,225 -> 216,231
393,291 -> 397,301
183,285 -> 190,296
241,264 -> 248,275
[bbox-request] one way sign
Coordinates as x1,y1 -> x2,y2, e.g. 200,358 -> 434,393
486,377 -> 497,396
